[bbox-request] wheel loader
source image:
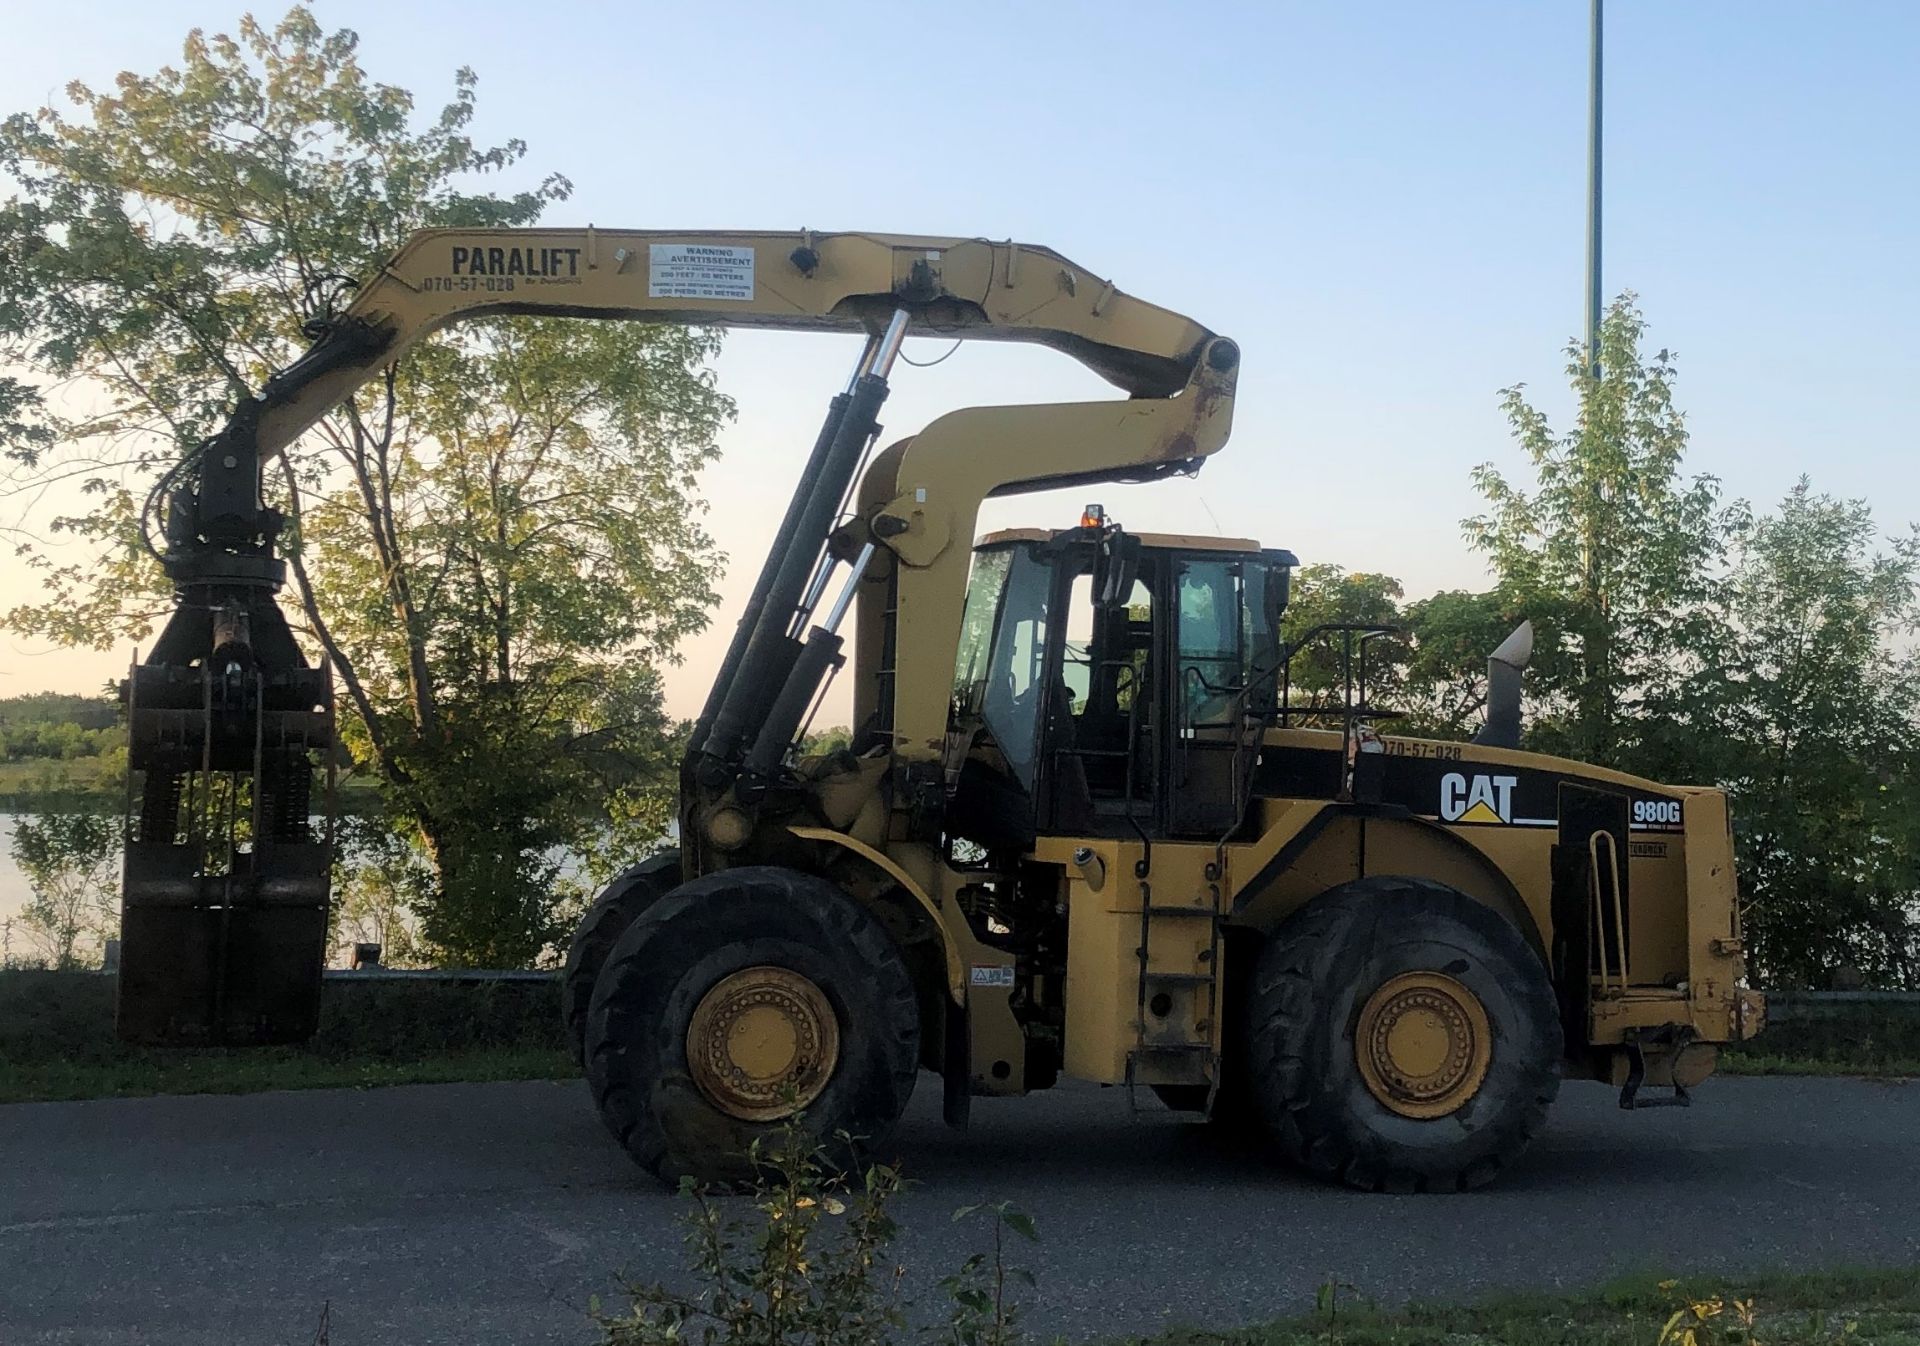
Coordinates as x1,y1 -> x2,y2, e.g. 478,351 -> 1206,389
117,228 -> 1764,1192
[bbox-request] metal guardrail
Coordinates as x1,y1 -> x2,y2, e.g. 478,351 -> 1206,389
1761,990 -> 1920,1022
33,965 -> 1920,1004
310,975 -> 1920,1013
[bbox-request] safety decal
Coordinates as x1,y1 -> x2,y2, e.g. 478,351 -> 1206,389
649,244 -> 755,300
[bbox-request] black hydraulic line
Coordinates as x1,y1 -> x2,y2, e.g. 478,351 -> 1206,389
744,535 -> 876,776
701,362 -> 897,768
743,627 -> 844,775
686,388 -> 854,759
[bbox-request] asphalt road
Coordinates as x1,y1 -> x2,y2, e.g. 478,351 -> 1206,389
1,1074 -> 1916,1345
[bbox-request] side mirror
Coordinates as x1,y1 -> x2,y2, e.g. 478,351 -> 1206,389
1095,532 -> 1143,610
1262,549 -> 1298,632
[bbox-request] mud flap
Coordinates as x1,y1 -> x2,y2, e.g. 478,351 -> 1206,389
942,998 -> 971,1129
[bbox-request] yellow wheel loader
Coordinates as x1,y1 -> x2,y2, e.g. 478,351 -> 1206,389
118,228 -> 1763,1191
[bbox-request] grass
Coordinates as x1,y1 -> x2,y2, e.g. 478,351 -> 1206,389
0,755 -> 384,808
0,756 -> 120,808
0,1044 -> 574,1104
1720,1005 -> 1920,1080
0,758 -> 118,789
1129,1268 -> 1920,1345
1719,1051 -> 1919,1079
0,968 -> 574,1104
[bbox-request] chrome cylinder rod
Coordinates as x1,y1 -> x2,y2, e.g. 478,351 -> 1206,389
788,309 -> 911,637
821,541 -> 877,633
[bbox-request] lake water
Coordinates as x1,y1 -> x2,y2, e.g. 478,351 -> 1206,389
1,813 -> 124,966
1,812 -> 614,967
0,818 -> 41,926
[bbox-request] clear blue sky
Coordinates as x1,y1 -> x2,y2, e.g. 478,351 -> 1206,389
3,1 -> 1916,715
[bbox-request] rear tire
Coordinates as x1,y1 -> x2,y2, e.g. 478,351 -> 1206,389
561,850 -> 681,1065
1240,876 -> 1560,1192
585,865 -> 920,1186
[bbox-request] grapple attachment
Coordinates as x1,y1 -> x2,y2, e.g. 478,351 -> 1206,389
117,397 -> 337,1047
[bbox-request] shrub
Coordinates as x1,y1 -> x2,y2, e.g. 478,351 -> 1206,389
596,1122 -> 1036,1346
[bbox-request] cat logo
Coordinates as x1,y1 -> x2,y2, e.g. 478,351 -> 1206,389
1440,772 -> 1518,825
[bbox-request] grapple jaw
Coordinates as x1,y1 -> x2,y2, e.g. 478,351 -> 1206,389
120,601 -> 335,1046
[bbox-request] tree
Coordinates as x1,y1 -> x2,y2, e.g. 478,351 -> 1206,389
1465,300 -> 1920,985
1466,296 -> 1729,773
8,801 -> 120,969
800,726 -> 854,756
1278,564 -> 1406,718
1396,587 -> 1528,741
1709,482 -> 1920,988
1275,568 -> 1526,743
329,811 -> 429,967
0,9 -> 730,965
295,314 -> 722,963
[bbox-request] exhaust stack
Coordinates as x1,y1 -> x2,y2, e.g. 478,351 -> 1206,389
1472,622 -> 1533,751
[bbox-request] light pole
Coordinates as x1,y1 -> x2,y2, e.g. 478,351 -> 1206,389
1585,0 -> 1604,379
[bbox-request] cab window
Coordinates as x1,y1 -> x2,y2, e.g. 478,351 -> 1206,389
975,547 -> 1054,791
1177,560 -> 1244,730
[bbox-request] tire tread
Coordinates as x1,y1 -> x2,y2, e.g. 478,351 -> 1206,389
585,865 -> 920,1185
1242,875 -> 1561,1193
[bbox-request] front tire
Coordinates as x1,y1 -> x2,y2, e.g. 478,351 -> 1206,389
1240,876 -> 1560,1192
561,850 -> 681,1064
585,865 -> 920,1186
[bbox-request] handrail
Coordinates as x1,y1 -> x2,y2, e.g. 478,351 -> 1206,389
1275,623 -> 1405,725
1588,829 -> 1629,995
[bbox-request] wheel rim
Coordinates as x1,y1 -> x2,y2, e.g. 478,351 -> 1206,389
1354,971 -> 1492,1119
686,966 -> 840,1122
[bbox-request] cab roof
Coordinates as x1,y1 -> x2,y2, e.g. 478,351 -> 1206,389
975,526 -> 1265,554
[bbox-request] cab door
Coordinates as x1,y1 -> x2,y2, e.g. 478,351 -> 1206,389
1036,551 -> 1162,836
1166,555 -> 1276,838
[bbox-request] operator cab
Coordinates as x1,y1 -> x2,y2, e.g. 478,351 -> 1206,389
946,507 -> 1297,849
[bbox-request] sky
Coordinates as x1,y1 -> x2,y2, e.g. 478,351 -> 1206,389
1,0 -> 1916,719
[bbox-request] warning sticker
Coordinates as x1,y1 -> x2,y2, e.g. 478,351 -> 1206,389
969,964 -> 1016,989
649,244 -> 755,300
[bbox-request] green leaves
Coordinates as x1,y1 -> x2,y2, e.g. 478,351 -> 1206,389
0,4 -> 570,644
1467,294 -> 1731,772
1461,300 -> 1920,988
1709,481 -> 1920,987
948,1202 -> 1036,1242
940,1202 -> 1039,1346
0,6 -> 729,967
1270,297 -> 1920,989
999,1211 -> 1038,1244
6,799 -> 120,969
598,1122 -> 919,1346
1278,565 -> 1531,740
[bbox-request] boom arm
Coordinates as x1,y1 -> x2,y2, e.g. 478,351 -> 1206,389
249,228 -> 1221,461
119,226 -> 1235,1049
